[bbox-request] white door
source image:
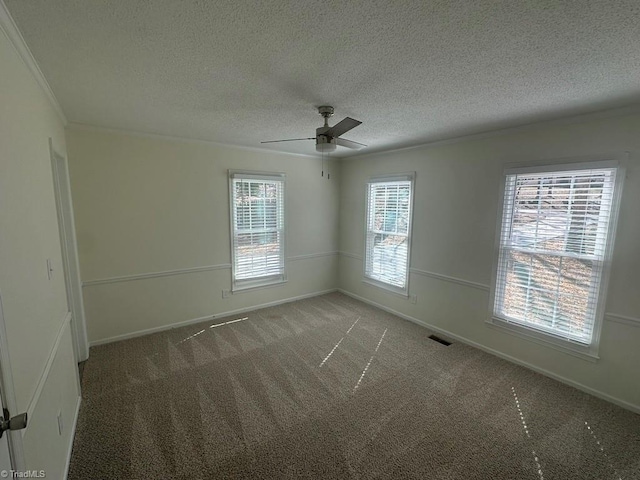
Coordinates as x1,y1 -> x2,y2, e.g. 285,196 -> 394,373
0,291 -> 26,473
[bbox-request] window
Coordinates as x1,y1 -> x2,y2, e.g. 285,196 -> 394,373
364,174 -> 414,294
491,161 -> 622,353
229,171 -> 285,290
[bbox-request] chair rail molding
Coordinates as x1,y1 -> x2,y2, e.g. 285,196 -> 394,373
82,263 -> 232,287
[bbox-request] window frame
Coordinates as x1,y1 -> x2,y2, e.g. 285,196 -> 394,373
488,156 -> 626,360
228,170 -> 287,292
363,173 -> 415,296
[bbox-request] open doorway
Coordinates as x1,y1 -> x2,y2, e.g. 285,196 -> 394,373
49,139 -> 89,363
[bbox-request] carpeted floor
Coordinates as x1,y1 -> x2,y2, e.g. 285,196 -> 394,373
68,292 -> 640,479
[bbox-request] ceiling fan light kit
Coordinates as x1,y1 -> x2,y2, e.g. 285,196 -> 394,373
261,106 -> 366,153
316,135 -> 337,152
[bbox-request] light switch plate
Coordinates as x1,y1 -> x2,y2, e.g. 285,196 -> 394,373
57,410 -> 63,435
47,259 -> 54,280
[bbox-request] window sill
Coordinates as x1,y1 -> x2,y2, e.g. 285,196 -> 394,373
232,277 -> 287,293
486,316 -> 599,362
362,278 -> 409,298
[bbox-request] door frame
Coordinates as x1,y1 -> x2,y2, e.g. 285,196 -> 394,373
49,139 -> 89,362
0,291 -> 26,471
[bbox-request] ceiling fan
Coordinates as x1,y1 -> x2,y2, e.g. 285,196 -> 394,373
261,106 -> 366,153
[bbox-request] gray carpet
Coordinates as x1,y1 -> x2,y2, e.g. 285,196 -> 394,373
68,292 -> 640,479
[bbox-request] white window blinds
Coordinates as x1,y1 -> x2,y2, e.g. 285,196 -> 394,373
230,172 -> 285,289
493,165 -> 619,345
365,175 -> 414,293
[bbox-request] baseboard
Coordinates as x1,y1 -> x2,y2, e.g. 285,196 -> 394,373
337,288 -> 640,415
90,288 -> 339,346
24,312 -> 72,433
63,395 -> 81,480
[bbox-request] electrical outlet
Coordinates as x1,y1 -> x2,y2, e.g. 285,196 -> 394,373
222,289 -> 230,299
57,410 -> 63,435
410,294 -> 417,305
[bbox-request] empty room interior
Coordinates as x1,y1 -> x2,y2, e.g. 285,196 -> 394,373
2,1 -> 640,479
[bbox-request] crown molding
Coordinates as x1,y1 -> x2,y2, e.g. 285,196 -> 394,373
346,103 -> 640,161
4,0 -> 637,159
67,122 -> 320,159
72,102 -> 640,162
0,0 -> 67,125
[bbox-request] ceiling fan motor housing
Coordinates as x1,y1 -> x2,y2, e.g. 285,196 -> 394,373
316,134 -> 337,152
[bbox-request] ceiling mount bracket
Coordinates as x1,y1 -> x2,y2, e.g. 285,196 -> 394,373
317,106 -> 335,118
318,106 -> 334,126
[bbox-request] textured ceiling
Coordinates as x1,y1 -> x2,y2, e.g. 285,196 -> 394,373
5,0 -> 640,157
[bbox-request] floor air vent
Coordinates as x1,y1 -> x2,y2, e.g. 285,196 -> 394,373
428,335 -> 452,346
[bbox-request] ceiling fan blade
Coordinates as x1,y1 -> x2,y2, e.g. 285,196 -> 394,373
261,138 -> 315,144
324,117 -> 362,138
337,138 -> 367,149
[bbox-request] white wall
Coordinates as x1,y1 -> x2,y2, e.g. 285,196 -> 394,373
338,113 -> 640,411
0,20 -> 79,476
65,128 -> 340,344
